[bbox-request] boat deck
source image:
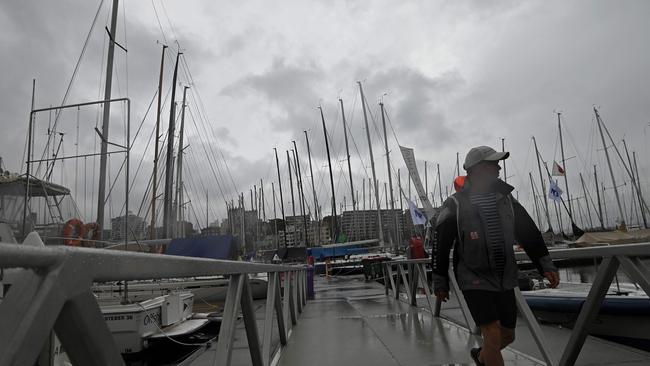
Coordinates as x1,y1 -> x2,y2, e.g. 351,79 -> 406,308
190,275 -> 650,365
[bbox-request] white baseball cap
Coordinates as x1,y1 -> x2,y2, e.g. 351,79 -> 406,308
463,146 -> 509,171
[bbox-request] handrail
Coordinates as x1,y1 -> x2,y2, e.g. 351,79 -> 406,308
381,242 -> 650,366
517,241 -> 650,260
0,242 -> 308,366
0,243 -> 301,281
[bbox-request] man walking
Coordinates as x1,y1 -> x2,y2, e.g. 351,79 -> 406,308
431,146 -> 559,366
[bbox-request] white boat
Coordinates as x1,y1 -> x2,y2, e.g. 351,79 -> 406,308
522,281 -> 650,350
101,292 -> 206,354
93,274 -> 269,304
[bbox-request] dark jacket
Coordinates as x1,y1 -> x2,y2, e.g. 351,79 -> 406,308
430,179 -> 556,292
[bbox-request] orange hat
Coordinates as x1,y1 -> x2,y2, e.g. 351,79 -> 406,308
453,176 -> 467,192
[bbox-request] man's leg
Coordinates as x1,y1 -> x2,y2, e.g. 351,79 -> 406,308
478,320 -> 504,366
499,325 -> 515,349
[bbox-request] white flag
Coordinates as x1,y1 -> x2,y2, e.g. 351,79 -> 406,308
408,199 -> 427,226
552,161 -> 565,176
399,145 -> 435,219
548,179 -> 563,202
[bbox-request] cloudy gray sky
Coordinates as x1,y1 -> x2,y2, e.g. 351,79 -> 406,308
2,0 -> 649,232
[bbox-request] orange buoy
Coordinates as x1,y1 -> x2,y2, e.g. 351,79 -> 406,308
62,218 -> 86,246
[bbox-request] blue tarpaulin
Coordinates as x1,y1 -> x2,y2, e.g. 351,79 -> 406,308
166,235 -> 239,260
307,246 -> 368,260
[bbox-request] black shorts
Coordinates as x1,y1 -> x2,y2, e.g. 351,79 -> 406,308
462,289 -> 517,329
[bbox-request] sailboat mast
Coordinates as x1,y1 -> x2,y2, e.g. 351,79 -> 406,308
274,148 -> 287,247
437,163 -> 443,205
358,82 -> 384,245
529,172 -> 542,228
96,0 -> 119,238
340,99 -> 356,212
150,44 -> 167,239
594,165 -> 605,229
272,182 -> 279,249
174,86 -> 188,237
532,136 -> 553,232
286,150 -> 296,219
579,173 -> 594,229
303,131 -> 320,245
292,140 -> 309,246
319,106 -> 338,243
290,149 -> 302,244
261,179 -> 266,221
163,52 -> 182,238
557,113 -> 573,220
22,79 -> 36,237
424,161 -> 428,196
623,141 -> 648,228
502,138 -> 507,183
380,102 -> 399,252
398,169 -> 403,212
595,108 -> 625,228
633,152 -> 648,228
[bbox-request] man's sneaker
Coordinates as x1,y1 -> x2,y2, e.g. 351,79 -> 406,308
470,347 -> 485,366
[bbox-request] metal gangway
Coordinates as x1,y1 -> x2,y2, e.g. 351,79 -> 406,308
0,242 -> 307,366
382,242 -> 650,366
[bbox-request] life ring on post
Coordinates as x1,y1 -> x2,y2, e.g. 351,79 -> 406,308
62,218 -> 86,246
84,222 -> 100,247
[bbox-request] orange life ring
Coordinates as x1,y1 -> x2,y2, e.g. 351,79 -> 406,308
84,222 -> 100,246
62,218 -> 86,246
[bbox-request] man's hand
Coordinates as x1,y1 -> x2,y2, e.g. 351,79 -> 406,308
434,289 -> 449,302
544,271 -> 560,288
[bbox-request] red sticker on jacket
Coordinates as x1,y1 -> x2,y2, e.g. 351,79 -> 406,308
470,231 -> 479,240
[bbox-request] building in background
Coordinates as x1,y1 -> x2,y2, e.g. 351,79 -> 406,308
111,211 -> 146,241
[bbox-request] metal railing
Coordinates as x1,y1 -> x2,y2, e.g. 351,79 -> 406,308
382,242 -> 650,366
0,243 -> 307,366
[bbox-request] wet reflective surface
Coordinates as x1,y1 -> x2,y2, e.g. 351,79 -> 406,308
191,275 -> 650,365
275,276 -> 539,366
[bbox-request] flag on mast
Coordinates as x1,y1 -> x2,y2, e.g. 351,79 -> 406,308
408,199 -> 427,226
548,179 -> 563,202
552,161 -> 565,176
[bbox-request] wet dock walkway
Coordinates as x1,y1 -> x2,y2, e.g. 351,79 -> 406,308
192,275 -> 650,366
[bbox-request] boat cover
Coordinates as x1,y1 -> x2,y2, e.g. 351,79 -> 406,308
575,229 -> 650,246
166,235 -> 238,260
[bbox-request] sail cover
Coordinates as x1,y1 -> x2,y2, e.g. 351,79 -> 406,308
399,145 -> 435,219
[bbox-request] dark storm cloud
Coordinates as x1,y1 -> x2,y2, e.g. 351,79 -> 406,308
363,67 -> 465,149
221,58 -> 325,132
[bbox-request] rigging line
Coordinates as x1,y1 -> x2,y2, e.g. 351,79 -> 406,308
345,91 -> 371,179
178,56 -> 238,193
159,0 -> 180,43
151,0 -> 169,46
123,104 -> 157,213
121,0 -> 129,98
180,59 -> 240,194
33,0 -> 105,177
188,103 -> 225,197
186,157 -> 220,220
183,185 -> 202,230
184,100 -> 231,197
186,106 -> 229,201
125,101 -> 174,220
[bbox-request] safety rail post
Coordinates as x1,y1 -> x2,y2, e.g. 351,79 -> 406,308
383,263 -> 390,295
514,288 -> 555,366
0,244 -> 310,366
559,256 -> 620,366
398,263 -> 411,303
216,274 -> 246,365
382,244 -> 650,366
408,262 -> 418,306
